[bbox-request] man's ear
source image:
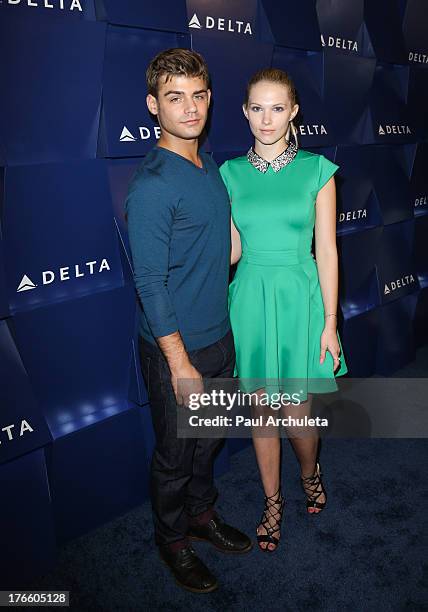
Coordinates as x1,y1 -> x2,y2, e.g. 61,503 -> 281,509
242,104 -> 249,120
207,88 -> 212,108
146,94 -> 159,116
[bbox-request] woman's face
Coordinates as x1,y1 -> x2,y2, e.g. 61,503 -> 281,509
243,80 -> 299,147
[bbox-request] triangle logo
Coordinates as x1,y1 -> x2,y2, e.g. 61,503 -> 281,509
189,13 -> 202,29
384,283 -> 390,295
378,125 -> 385,135
120,126 -> 137,142
17,274 -> 37,292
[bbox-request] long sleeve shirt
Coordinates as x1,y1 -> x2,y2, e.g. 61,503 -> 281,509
124,146 -> 231,351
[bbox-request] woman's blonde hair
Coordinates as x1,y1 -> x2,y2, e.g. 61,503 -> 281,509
244,67 -> 297,108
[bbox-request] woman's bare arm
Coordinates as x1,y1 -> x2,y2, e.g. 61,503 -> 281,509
231,216 -> 242,265
314,176 -> 341,369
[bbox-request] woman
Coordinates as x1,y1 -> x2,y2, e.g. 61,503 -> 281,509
219,68 -> 348,552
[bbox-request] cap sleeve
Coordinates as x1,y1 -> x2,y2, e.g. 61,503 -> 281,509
219,160 -> 232,199
318,154 -> 339,192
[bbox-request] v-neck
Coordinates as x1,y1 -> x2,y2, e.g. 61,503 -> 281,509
155,145 -> 207,173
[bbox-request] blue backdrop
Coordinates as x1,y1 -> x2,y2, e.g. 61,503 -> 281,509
0,0 -> 427,584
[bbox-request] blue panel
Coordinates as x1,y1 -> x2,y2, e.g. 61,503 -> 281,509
364,0 -> 407,63
316,0 -> 368,57
260,0 -> 320,50
96,0 -> 188,31
371,145 -> 413,226
341,309 -> 379,377
192,35 -> 273,152
186,0 -> 257,40
408,66 -> 428,141
414,215 -> 428,289
377,221 -> 420,305
273,47 -> 331,146
370,63 -> 414,144
107,158 -> 143,265
337,228 -> 382,319
100,26 -> 190,158
0,241 -> 9,319
3,161 -> 123,313
376,294 -> 417,375
322,52 -> 376,145
411,144 -> 428,218
48,407 -> 149,543
0,15 -> 105,165
332,146 -> 383,236
0,0 -> 95,20
0,320 -> 52,465
11,285 -> 136,439
0,449 -> 56,587
212,151 -> 246,167
403,0 -> 428,60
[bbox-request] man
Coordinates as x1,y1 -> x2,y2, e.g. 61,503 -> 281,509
124,48 -> 252,594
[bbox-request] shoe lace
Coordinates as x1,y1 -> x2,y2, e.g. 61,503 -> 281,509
259,487 -> 284,536
301,464 -> 324,502
179,546 -> 197,569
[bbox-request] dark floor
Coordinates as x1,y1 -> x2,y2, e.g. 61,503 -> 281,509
26,346 -> 428,611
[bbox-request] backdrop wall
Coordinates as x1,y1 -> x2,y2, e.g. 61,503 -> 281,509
0,0 -> 427,583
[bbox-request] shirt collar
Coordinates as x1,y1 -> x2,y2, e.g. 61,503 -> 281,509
247,141 -> 298,173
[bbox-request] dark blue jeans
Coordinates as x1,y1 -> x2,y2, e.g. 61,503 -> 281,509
138,328 -> 235,547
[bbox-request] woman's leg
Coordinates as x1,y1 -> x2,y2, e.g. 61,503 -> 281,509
250,389 -> 284,550
282,394 -> 325,513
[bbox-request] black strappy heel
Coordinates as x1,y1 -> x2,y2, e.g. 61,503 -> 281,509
301,462 -> 327,513
256,487 -> 285,552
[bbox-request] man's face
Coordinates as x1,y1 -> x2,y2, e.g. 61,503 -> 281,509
146,74 -> 211,141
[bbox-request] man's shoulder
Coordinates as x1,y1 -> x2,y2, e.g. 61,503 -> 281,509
125,150 -> 175,214
128,150 -> 171,193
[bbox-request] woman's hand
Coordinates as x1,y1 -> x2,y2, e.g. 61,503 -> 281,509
319,325 -> 341,371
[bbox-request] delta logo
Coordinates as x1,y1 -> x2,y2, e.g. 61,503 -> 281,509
4,0 -> 83,11
298,124 -> 328,136
188,12 -> 253,35
0,420 -> 34,446
119,125 -> 161,143
321,34 -> 358,53
384,274 -> 416,295
378,124 -> 411,136
16,259 -> 111,293
408,51 -> 428,65
338,209 -> 367,223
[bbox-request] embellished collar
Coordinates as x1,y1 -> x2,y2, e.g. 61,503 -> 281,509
247,141 -> 298,173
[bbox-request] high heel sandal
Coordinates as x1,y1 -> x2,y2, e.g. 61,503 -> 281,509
301,462 -> 327,514
256,487 -> 285,552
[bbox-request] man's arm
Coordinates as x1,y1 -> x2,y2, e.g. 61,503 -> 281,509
125,174 -> 202,403
157,331 -> 203,405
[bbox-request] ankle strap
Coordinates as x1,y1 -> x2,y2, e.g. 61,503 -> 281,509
264,487 -> 283,502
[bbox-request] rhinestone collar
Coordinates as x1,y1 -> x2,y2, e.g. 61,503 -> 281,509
247,140 -> 298,173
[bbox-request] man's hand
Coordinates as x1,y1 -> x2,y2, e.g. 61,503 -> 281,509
170,359 -> 204,407
156,331 -> 204,407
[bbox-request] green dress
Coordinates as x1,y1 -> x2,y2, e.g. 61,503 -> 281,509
219,147 -> 348,398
